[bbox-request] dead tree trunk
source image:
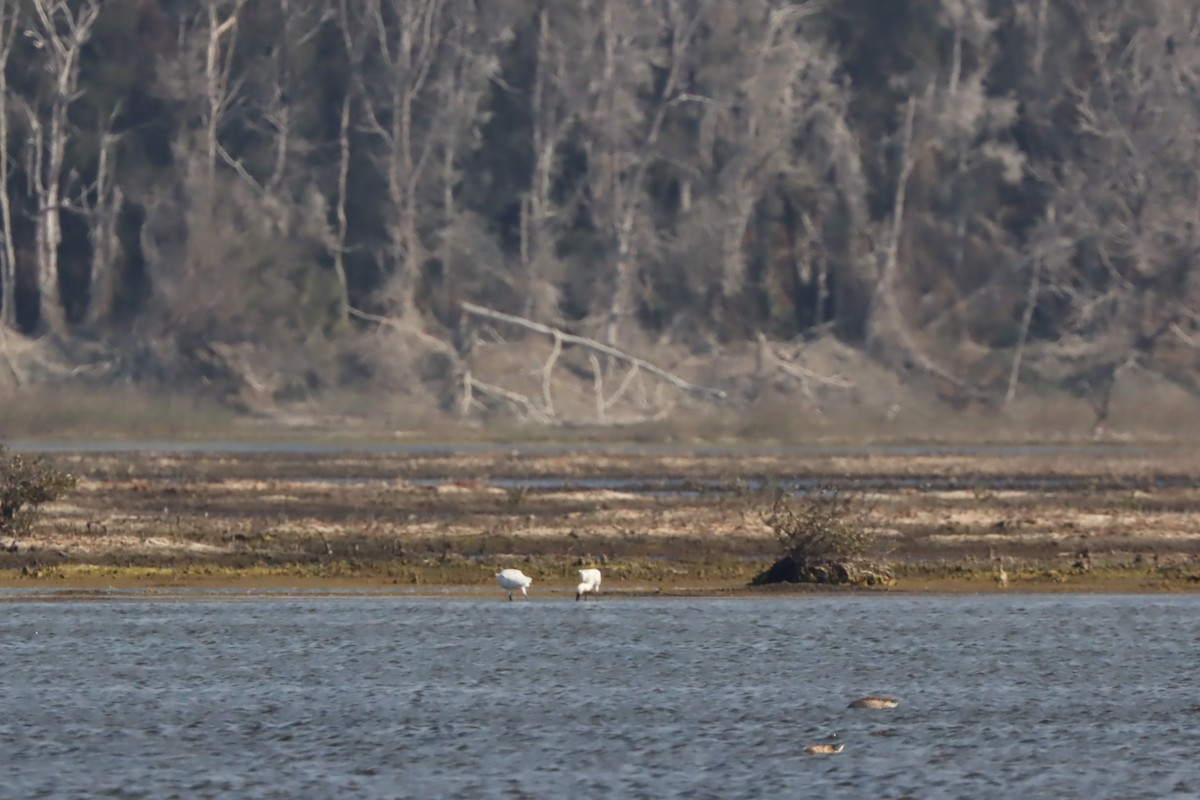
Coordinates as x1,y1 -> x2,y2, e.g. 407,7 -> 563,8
0,0 -> 18,331
205,0 -> 247,192
866,93 -> 979,403
347,0 -> 448,321
83,116 -> 124,330
520,3 -> 569,322
591,0 -> 697,351
24,0 -> 101,338
331,92 -> 352,326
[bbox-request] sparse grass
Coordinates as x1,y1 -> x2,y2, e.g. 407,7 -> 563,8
0,386 -> 237,439
4,377 -> 1200,447
504,485 -> 530,511
1,556 -> 769,588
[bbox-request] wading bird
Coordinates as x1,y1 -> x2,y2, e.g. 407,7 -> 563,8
576,568 -> 602,601
496,568 -> 533,600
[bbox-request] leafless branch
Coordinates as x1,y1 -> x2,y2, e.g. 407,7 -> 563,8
460,301 -> 727,400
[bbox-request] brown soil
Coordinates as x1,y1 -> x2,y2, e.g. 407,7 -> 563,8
4,445 -> 1200,595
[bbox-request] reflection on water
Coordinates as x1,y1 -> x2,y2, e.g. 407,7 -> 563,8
1,594 -> 1198,799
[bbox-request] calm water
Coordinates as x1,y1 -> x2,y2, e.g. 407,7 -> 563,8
1,594 -> 1197,799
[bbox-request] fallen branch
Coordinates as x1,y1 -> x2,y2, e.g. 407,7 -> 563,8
349,306 -> 459,359
776,361 -> 855,389
460,301 -> 726,400
756,333 -> 855,390
470,376 -> 556,424
603,362 -> 643,413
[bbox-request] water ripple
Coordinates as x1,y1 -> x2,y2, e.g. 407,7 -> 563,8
0,595 -> 1198,798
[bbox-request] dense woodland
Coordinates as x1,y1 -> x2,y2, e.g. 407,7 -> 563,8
0,0 -> 1199,424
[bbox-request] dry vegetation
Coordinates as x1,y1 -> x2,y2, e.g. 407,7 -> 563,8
2,444 -> 1199,595
5,3 -> 1200,445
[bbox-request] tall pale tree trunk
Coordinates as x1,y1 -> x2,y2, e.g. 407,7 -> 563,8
332,92 -> 352,326
0,0 -> 19,331
24,0 -> 101,337
84,123 -> 124,329
205,0 -> 247,192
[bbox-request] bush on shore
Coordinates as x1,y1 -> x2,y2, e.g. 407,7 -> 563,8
752,487 -> 892,587
0,445 -> 77,537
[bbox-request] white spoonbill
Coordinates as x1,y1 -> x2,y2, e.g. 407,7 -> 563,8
576,568 -> 602,601
496,568 -> 533,601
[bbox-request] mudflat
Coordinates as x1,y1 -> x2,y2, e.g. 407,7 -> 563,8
3,443 -> 1200,594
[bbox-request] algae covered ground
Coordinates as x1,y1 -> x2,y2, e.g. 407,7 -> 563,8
3,442 -> 1200,595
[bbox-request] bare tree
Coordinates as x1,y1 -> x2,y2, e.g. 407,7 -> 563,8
0,0 -> 19,331
80,109 -> 125,329
579,0 -> 701,349
519,4 -> 565,321
669,0 -> 861,315
249,0 -> 348,323
1029,0 -> 1200,430
22,0 -> 101,337
517,3 -> 595,323
204,0 -> 249,190
252,0 -> 336,191
712,4 -> 833,297
866,94 -> 921,361
425,1 -> 514,322
340,0 -> 450,321
859,0 -> 1029,401
331,91 -> 353,325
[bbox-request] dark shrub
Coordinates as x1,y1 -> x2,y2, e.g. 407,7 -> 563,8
752,487 -> 889,587
0,445 -> 77,536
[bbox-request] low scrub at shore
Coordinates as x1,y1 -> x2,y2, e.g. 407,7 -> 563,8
752,487 -> 892,587
760,487 -> 875,563
0,445 -> 77,536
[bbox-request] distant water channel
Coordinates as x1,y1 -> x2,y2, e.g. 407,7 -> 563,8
1,594 -> 1197,799
9,439 -> 1190,495
4,438 -> 1164,457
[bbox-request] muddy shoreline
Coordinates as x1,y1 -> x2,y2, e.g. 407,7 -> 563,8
4,444 -> 1200,595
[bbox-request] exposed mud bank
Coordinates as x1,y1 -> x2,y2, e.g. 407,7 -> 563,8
3,444 -> 1200,593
